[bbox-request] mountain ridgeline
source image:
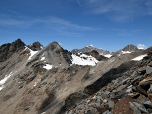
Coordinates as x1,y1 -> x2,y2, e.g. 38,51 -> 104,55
0,39 -> 152,114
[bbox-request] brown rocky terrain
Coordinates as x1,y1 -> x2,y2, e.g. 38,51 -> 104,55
0,39 -> 151,114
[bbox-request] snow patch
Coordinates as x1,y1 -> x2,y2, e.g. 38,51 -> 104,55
59,43 -> 62,46
43,64 -> 53,70
132,54 -> 147,61
28,48 -> 38,60
71,54 -> 98,66
34,82 -> 37,87
41,57 -> 45,61
0,72 -> 13,85
104,54 -> 112,58
0,71 -> 16,91
40,46 -> 43,49
0,85 -> 4,91
122,51 -> 131,54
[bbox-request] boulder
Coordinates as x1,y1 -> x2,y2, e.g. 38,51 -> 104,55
143,101 -> 152,109
111,97 -> 134,114
133,102 -> 148,113
129,102 -> 141,114
146,66 -> 152,74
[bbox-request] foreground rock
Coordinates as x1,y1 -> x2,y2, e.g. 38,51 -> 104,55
66,50 -> 152,114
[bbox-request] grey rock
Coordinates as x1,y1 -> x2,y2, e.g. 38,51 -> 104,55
96,96 -> 103,102
103,111 -> 112,114
86,109 -> 96,114
133,102 -> 148,113
138,67 -> 146,74
108,101 -> 114,109
27,42 -> 43,51
147,109 -> 152,113
146,66 -> 152,74
129,102 -> 141,114
143,101 -> 152,109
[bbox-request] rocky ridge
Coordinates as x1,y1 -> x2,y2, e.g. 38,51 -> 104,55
71,46 -> 110,55
66,50 -> 152,114
111,44 -> 141,57
0,39 -> 151,114
28,42 -> 44,51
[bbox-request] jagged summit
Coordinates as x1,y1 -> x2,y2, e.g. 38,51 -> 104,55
28,41 -> 43,51
111,44 -> 140,56
71,45 -> 110,55
0,39 -> 25,62
122,44 -> 139,52
27,41 -> 72,67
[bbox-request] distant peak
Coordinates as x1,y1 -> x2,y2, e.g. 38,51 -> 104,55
28,41 -> 43,51
13,38 -> 25,45
122,44 -> 138,52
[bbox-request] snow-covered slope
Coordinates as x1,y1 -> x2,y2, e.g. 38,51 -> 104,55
71,53 -> 99,66
132,54 -> 147,61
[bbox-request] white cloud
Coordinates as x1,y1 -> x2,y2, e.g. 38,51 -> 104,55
138,44 -> 147,50
59,43 -> 62,46
90,44 -> 93,47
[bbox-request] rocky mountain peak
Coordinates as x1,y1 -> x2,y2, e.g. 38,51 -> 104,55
122,44 -> 139,52
85,50 -> 108,61
47,41 -> 62,51
0,39 -> 25,62
71,46 -> 110,55
28,41 -> 43,51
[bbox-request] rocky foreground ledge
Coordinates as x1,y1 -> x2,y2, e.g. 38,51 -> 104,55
66,51 -> 152,114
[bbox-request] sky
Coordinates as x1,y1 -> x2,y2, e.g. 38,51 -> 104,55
0,0 -> 152,52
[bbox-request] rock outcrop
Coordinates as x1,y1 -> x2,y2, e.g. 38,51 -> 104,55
71,46 -> 110,55
111,44 -> 140,57
122,44 -> 139,52
27,41 -> 72,67
84,50 -> 108,61
27,42 -> 43,51
0,39 -> 25,62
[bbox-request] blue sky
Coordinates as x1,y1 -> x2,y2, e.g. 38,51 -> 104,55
0,0 -> 152,52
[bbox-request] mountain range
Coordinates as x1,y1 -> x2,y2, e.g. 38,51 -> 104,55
0,39 -> 152,114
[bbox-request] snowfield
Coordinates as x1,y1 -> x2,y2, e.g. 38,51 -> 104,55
0,71 -> 16,91
122,51 -> 131,54
43,64 -> 53,70
41,57 -> 45,61
24,46 -> 38,60
71,54 -> 98,66
104,54 -> 112,58
132,54 -> 147,61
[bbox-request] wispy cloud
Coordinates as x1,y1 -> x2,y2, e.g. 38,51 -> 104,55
145,1 -> 152,15
84,0 -> 149,22
0,8 -> 99,36
0,8 -> 96,31
77,0 -> 81,7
